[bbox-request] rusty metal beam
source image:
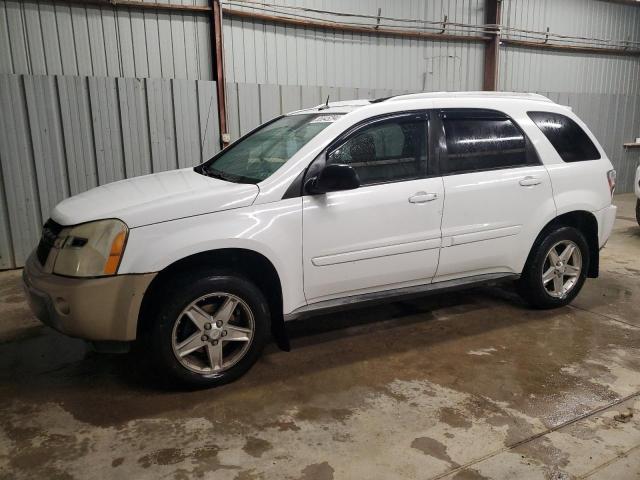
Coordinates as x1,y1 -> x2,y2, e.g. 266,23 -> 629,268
211,0 -> 229,149
222,7 -> 491,44
38,0 -> 212,14
501,38 -> 640,56
600,0 -> 640,6
483,0 -> 501,91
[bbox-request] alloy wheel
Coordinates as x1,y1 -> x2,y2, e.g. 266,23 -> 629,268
171,293 -> 255,374
542,240 -> 582,299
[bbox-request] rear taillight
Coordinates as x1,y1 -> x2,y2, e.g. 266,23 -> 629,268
607,169 -> 616,197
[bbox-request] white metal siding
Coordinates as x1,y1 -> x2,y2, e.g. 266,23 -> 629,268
500,0 -> 640,95
0,0 -> 219,268
222,0 -> 487,91
0,0 -> 213,80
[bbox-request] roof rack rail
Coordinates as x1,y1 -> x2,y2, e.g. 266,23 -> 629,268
385,91 -> 554,103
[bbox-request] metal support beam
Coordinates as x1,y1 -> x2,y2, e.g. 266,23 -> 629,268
501,38 -> 640,56
211,0 -> 229,149
38,0 -> 211,14
222,5 -> 640,58
222,7 -> 491,44
603,0 -> 640,5
483,0 -> 501,91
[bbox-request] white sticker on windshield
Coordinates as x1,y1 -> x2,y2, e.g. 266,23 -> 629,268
310,115 -> 341,123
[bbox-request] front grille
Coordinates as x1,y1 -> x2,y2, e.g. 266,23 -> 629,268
36,219 -> 64,265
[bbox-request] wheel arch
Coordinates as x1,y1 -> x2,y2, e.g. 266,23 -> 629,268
528,210 -> 599,278
137,248 -> 288,348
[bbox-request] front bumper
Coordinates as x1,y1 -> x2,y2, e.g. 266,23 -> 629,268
22,253 -> 156,341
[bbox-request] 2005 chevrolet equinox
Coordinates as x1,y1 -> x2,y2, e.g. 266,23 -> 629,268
23,92 -> 618,387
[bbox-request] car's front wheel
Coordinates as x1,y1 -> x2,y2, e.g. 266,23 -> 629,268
149,269 -> 270,388
636,198 -> 640,227
519,226 -> 589,309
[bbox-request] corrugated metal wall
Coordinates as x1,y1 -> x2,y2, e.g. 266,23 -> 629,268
501,0 -> 640,96
0,73 -> 220,269
0,0 -> 212,79
0,0 -> 219,269
221,0 -> 640,95
222,0 -> 487,91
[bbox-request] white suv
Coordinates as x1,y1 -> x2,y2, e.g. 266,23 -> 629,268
23,92 -> 617,387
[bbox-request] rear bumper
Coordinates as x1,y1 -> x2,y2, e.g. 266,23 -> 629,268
22,253 -> 155,341
594,204 -> 617,249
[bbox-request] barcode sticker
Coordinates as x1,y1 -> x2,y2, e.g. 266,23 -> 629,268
310,115 -> 341,123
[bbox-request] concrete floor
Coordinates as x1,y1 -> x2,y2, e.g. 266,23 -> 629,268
1,195 -> 639,480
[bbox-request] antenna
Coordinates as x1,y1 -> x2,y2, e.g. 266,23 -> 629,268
319,95 -> 330,110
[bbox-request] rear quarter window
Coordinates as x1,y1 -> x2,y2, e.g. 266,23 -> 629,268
527,111 -> 600,162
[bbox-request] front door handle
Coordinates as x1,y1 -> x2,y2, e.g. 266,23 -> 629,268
409,192 -> 438,204
519,176 -> 542,187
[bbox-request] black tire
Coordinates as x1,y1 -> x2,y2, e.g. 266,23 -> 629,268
149,268 -> 270,388
518,226 -> 590,309
636,198 -> 640,227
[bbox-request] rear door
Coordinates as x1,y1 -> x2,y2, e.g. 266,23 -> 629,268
302,112 -> 444,303
434,109 -> 556,281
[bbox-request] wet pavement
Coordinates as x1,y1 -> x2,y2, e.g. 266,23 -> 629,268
1,194 -> 639,479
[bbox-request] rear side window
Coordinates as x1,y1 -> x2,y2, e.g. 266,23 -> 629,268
327,114 -> 428,185
441,110 -> 531,175
527,111 -> 600,162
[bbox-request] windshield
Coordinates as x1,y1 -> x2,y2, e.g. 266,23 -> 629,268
198,113 -> 343,183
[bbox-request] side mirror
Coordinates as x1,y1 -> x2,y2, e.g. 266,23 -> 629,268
305,164 -> 360,194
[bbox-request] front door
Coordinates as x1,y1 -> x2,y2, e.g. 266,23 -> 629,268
302,112 -> 444,303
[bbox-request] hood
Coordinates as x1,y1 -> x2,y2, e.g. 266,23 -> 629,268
52,168 -> 259,228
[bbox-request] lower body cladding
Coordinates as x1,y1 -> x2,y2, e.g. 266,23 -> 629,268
284,272 -> 521,321
22,254 -> 155,343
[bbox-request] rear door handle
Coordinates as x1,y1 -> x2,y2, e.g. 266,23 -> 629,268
409,192 -> 438,204
519,176 -> 541,187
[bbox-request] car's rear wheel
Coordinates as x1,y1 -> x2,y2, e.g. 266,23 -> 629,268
518,226 -> 589,309
636,198 -> 640,227
149,269 -> 270,388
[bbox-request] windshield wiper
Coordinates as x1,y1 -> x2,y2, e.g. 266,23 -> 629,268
206,169 -> 233,181
198,166 -> 259,185
198,167 -> 236,182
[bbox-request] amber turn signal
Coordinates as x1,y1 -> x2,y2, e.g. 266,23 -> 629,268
104,230 -> 127,275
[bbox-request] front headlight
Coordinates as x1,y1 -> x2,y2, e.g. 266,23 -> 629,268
53,219 -> 128,277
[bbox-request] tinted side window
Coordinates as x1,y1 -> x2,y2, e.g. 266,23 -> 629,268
327,115 -> 427,185
528,111 -> 600,162
442,114 -> 528,174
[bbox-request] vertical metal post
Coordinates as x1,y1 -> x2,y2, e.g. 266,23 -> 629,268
483,0 -> 501,91
211,0 -> 229,148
